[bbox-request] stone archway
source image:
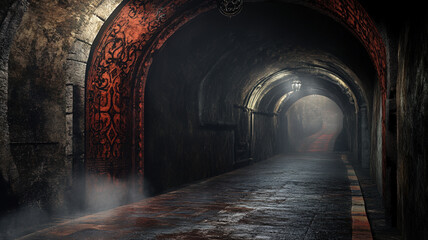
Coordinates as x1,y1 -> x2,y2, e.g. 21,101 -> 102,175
84,0 -> 387,194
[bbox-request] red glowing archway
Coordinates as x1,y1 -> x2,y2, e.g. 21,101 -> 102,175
85,0 -> 386,192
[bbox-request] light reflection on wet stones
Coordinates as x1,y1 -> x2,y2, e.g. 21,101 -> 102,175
20,154 -> 356,240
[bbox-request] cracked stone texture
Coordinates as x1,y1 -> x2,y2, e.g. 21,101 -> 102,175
75,14 -> 104,44
396,9 -> 428,239
94,0 -> 123,21
65,60 -> 86,86
19,154 -> 353,240
68,40 -> 91,63
0,0 -> 27,206
6,0 -> 116,211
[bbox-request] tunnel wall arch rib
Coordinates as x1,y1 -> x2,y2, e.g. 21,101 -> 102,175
85,0 -> 387,192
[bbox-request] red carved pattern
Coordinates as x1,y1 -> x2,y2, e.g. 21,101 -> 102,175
86,0 -> 189,181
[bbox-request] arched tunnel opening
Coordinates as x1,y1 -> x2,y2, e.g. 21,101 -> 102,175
143,2 -> 373,195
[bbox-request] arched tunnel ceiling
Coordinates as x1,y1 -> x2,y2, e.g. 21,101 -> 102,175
146,2 -> 377,125
277,89 -> 354,116
245,67 -> 361,113
249,65 -> 364,114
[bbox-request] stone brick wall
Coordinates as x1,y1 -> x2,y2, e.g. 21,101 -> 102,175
396,9 -> 428,239
6,0 -> 122,211
0,0 -> 27,213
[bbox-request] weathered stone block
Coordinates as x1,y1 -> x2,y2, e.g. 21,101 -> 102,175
65,60 -> 86,87
66,84 -> 73,114
94,0 -> 122,21
68,39 -> 91,63
76,14 -> 104,44
66,113 -> 73,156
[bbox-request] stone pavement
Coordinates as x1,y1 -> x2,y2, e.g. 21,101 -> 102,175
18,154 -> 368,240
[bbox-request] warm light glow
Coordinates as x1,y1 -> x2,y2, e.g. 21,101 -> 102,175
291,79 -> 302,92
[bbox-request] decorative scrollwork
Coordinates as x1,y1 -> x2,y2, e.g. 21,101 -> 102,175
217,0 -> 243,17
86,0 -> 215,192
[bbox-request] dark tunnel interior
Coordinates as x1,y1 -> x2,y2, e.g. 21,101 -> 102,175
144,2 -> 374,195
1,0 -> 427,239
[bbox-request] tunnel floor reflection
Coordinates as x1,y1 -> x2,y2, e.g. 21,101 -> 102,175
19,154 -> 373,240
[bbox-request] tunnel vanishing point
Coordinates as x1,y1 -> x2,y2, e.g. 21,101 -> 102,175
0,0 -> 427,239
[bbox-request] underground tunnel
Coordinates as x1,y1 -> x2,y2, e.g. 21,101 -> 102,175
0,0 -> 427,239
141,2 -> 372,196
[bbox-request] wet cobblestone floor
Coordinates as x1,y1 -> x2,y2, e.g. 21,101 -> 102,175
19,154 -> 363,240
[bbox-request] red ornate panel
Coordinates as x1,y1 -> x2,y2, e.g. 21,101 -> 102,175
86,0 -> 386,193
85,0 -> 216,192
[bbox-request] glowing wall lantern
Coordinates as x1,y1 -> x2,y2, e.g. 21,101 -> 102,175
292,79 -> 302,92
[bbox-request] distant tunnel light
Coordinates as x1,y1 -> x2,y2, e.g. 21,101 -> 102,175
292,79 -> 302,92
